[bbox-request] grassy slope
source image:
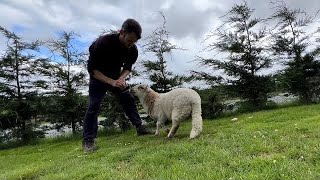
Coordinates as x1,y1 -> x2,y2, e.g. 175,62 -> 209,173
1,104 -> 320,180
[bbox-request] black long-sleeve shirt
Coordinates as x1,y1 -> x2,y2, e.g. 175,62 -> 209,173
87,33 -> 138,80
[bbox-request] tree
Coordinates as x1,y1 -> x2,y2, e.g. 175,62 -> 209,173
197,88 -> 224,119
45,31 -> 88,134
270,1 -> 320,103
142,12 -> 185,93
0,26 -> 47,142
310,28 -> 320,100
193,2 -> 273,109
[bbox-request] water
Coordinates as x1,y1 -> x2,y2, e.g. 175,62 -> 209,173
268,93 -> 297,104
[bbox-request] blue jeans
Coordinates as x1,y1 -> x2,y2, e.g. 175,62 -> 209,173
83,78 -> 142,141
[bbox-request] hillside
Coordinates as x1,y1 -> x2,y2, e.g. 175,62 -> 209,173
1,104 -> 320,180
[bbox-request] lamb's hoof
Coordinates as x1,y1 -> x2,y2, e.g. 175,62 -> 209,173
166,134 -> 173,139
165,128 -> 170,133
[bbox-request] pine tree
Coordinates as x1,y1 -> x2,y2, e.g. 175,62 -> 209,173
193,2 -> 273,109
142,13 -> 185,93
0,26 -> 49,142
45,31 -> 87,134
270,1 -> 320,103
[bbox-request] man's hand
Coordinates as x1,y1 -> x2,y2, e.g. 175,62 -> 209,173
114,70 -> 130,90
112,78 -> 127,90
92,70 -> 127,90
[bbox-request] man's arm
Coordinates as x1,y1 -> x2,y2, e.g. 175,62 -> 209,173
92,70 -> 116,87
117,69 -> 131,89
93,70 -> 128,89
119,69 -> 130,80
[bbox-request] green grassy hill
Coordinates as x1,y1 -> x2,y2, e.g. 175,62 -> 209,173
1,104 -> 320,180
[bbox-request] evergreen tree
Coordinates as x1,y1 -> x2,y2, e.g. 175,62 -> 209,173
0,26 -> 48,142
45,31 -> 88,134
270,1 -> 320,103
142,13 -> 185,93
193,2 -> 273,109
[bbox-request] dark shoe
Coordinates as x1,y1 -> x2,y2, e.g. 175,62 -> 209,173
82,139 -> 98,153
136,125 -> 154,136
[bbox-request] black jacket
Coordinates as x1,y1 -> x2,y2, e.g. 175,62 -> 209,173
87,33 -> 138,80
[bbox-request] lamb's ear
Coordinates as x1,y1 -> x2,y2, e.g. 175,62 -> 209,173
138,85 -> 149,91
138,85 -> 146,90
144,85 -> 151,90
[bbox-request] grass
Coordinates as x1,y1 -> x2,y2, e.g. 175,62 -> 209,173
1,104 -> 320,179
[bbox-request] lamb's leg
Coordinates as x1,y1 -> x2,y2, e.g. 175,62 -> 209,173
155,116 -> 166,136
167,120 -> 180,138
167,108 -> 191,138
155,121 -> 162,136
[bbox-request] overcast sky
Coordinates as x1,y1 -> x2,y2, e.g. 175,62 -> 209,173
0,0 -> 319,87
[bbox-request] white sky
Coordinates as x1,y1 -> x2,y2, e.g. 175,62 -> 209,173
0,0 -> 319,88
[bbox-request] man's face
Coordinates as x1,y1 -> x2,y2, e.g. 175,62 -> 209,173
119,31 -> 138,48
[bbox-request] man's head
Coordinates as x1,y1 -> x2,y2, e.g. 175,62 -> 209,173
119,18 -> 142,48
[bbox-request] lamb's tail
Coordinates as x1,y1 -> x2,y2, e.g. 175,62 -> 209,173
190,101 -> 203,139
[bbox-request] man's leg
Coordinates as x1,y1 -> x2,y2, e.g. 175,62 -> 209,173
116,90 -> 153,135
83,79 -> 106,151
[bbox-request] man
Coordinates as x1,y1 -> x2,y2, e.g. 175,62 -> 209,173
83,18 -> 153,152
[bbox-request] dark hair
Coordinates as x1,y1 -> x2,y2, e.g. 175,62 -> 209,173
121,18 -> 142,39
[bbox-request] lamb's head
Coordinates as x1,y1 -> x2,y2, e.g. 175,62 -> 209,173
131,84 -> 149,98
